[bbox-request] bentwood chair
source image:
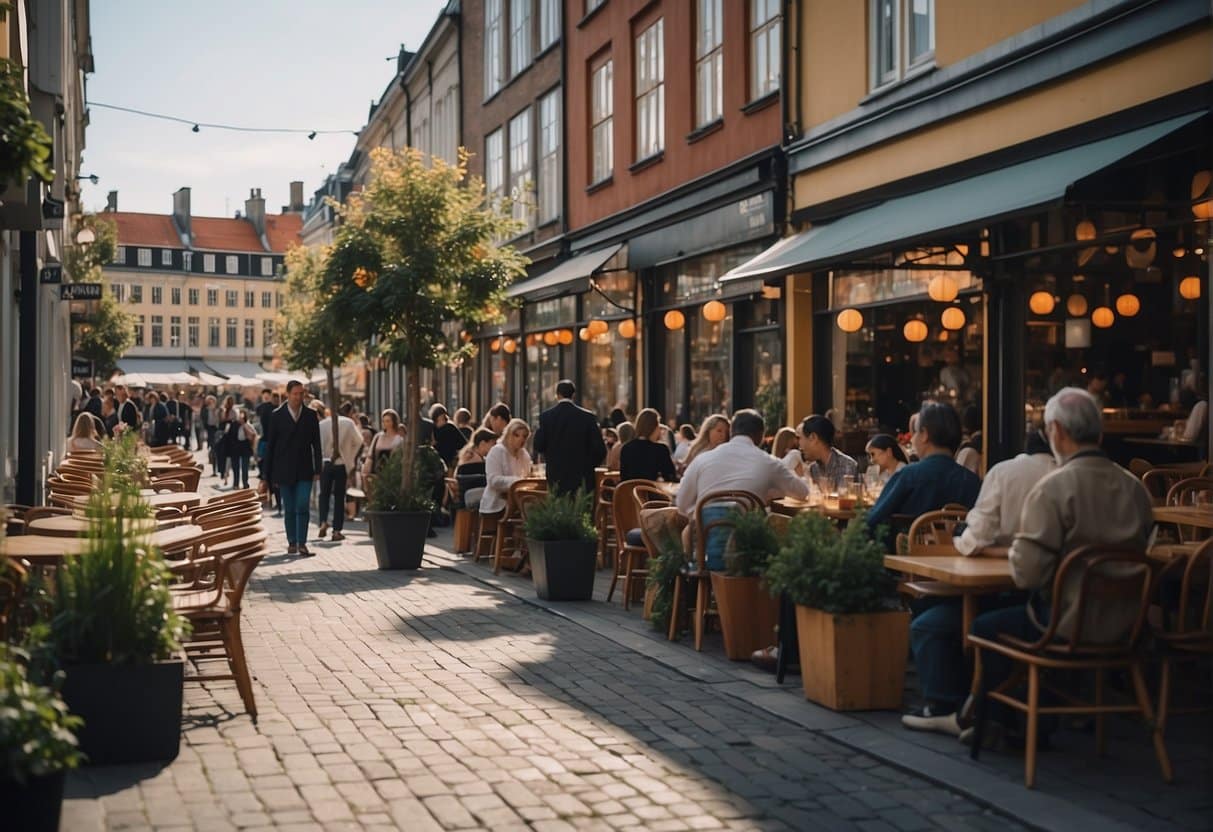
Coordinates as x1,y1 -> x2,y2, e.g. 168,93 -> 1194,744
1163,478 -> 1213,544
1143,468 -> 1192,506
493,479 -> 546,574
608,480 -> 657,608
897,509 -> 971,600
1152,539 -> 1213,759
966,544 -> 1170,788
595,472 -> 620,569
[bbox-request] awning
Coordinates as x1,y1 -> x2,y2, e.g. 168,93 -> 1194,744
258,368 -> 327,386
113,358 -> 202,388
723,112 -> 1204,283
206,360 -> 267,379
506,244 -> 622,302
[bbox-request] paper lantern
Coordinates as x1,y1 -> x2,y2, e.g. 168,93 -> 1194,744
1114,294 -> 1140,317
903,319 -> 928,342
542,330 -> 559,346
1125,228 -> 1156,269
1192,170 -> 1213,219
927,274 -> 958,303
1065,294 -> 1088,317
663,309 -> 686,331
1028,291 -> 1055,315
1179,276 -> 1202,300
1091,306 -> 1114,328
579,327 -> 591,341
702,300 -> 727,322
502,337 -> 517,354
941,307 -> 966,330
836,308 -> 863,333
1075,219 -> 1097,241
558,329 -> 574,345
1173,247 -> 1187,259
588,319 -> 609,336
618,319 -> 637,339
490,338 -> 501,352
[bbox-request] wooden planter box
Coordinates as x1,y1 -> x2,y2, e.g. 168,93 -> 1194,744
795,606 -> 910,711
711,573 -> 780,660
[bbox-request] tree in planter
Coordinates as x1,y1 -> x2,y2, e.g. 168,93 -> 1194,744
325,146 -> 528,496
366,444 -> 437,514
65,217 -> 133,377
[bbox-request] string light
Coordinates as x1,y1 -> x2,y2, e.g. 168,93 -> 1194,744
88,101 -> 356,137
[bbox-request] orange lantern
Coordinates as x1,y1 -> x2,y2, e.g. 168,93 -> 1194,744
1091,306 -> 1114,328
1179,276 -> 1201,300
489,337 -> 501,352
588,319 -> 609,336
836,308 -> 863,333
1075,219 -> 1097,241
941,307 -> 966,330
502,337 -> 517,354
618,319 -> 637,339
1192,170 -> 1213,219
1066,294 -> 1088,317
558,329 -> 574,345
927,275 -> 958,303
663,309 -> 686,331
1114,294 -> 1140,317
903,319 -> 928,342
542,330 -> 559,346
702,300 -> 727,322
1028,291 -> 1055,315
579,327 -> 591,341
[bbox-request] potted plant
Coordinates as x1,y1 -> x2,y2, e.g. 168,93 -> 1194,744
711,508 -> 781,661
523,490 -> 598,601
765,512 -> 909,711
0,647 -> 82,832
35,435 -> 189,764
364,445 -> 437,570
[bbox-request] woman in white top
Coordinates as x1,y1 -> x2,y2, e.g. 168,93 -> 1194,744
865,433 -> 909,482
671,424 -> 696,467
67,412 -> 103,453
772,426 -> 803,475
480,418 -> 533,516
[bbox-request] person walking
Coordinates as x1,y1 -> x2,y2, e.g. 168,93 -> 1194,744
317,401 -> 364,542
225,410 -> 257,489
532,379 -> 607,496
261,380 -> 323,556
214,395 -> 236,485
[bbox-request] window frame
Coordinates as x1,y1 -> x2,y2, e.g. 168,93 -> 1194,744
169,315 -> 181,348
537,88 -> 561,225
188,288 -> 199,305
509,0 -> 531,78
207,288 -> 218,307
151,285 -> 162,305
868,0 -> 934,92
226,317 -> 238,349
137,248 -> 152,267
749,0 -> 781,102
225,255 -> 239,274
130,284 -> 143,304
485,128 -> 505,207
150,314 -> 163,348
539,0 -> 560,51
590,57 -> 614,185
113,246 -> 126,265
696,0 -> 723,128
262,319 -> 274,351
261,256 -> 273,276
203,254 -> 216,273
161,249 -> 172,266
262,291 -> 272,309
244,318 -> 256,349
634,19 -> 665,162
508,107 -> 533,231
245,290 -> 255,308
188,316 -> 199,349
485,0 -> 505,99
208,317 -> 220,348
134,315 -> 144,347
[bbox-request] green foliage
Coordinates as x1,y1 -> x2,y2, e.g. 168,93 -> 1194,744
63,216 -> 117,283
754,382 -> 787,436
67,218 -> 132,375
0,646 -> 83,783
0,57 -> 53,188
522,490 -> 596,542
367,445 -> 437,513
764,511 -> 897,614
646,529 -> 686,635
723,508 -> 779,578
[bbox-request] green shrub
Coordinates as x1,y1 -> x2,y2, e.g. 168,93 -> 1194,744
646,529 -> 686,635
368,445 -> 438,513
723,508 -> 779,578
0,646 -> 83,783
522,490 -> 596,542
764,511 -> 896,614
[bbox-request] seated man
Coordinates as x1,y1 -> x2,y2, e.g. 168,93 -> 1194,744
798,414 -> 858,489
902,430 -> 1055,735
865,402 -> 980,541
962,388 -> 1154,745
676,408 -> 809,569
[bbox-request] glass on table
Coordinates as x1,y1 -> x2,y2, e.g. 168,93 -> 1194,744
837,475 -> 857,510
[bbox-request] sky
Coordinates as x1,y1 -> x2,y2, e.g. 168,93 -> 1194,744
80,0 -> 450,218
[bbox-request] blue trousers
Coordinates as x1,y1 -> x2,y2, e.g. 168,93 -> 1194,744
971,601 -> 1049,725
279,479 -> 313,545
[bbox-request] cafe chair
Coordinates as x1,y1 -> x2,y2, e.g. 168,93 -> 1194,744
894,509 -> 970,600
445,477 -> 473,555
3,504 -> 31,536
1152,539 -> 1212,761
1142,468 -> 1191,506
493,479 -> 545,574
966,544 -> 1170,789
608,480 -> 657,608
595,472 -> 620,570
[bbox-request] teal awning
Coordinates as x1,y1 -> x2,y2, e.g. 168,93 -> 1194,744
507,244 -> 622,302
722,112 -> 1204,282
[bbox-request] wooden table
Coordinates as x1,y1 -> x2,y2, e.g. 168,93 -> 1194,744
27,515 -> 159,537
1124,437 -> 1202,449
0,524 -> 203,564
884,553 -> 1016,641
1153,505 -> 1213,530
69,491 -> 205,511
771,497 -> 858,522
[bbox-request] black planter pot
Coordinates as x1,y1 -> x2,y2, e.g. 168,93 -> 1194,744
60,659 -> 184,766
528,539 -> 597,601
366,510 -> 430,570
0,771 -> 65,832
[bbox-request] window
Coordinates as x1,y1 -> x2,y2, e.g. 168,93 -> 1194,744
870,0 -> 932,90
111,283 -> 125,302
245,291 -> 254,308
509,108 -> 532,229
188,288 -> 198,305
262,320 -> 275,350
203,254 -> 215,273
261,291 -> 271,308
151,285 -> 162,305
183,252 -> 193,271
485,128 -> 505,206
276,292 -> 283,308
226,318 -> 238,348
226,290 -> 238,307
538,89 -> 560,224
161,249 -> 172,266
485,0 -> 504,97
539,0 -> 559,50
137,248 -> 152,267
750,0 -> 781,100
171,287 -> 181,305
590,60 -> 613,183
261,257 -> 273,277
113,246 -> 126,265
169,316 -> 181,348
509,0 -> 531,77
151,315 -> 163,347
244,319 -> 255,348
635,20 -> 664,160
225,255 -> 239,274
134,315 -> 144,347
696,0 -> 723,127
208,317 -> 220,348
188,316 -> 199,348
130,284 -> 143,303
907,0 -> 935,67
207,288 -> 218,306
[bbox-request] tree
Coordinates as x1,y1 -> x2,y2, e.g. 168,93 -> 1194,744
327,146 -> 528,491
66,217 -> 133,377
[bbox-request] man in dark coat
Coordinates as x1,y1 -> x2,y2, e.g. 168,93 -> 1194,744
261,380 -> 323,556
533,379 -> 607,496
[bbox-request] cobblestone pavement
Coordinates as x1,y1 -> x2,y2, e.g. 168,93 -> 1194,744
61,495 -> 1023,831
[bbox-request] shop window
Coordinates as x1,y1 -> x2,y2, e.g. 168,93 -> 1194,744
485,128 -> 505,208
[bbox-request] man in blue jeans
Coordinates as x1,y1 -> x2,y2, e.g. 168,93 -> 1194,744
260,380 -> 322,556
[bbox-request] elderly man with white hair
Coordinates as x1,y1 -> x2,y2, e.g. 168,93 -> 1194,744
960,387 -> 1154,746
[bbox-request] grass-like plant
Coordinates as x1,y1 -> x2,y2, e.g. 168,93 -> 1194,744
367,445 -> 438,513
0,645 -> 83,783
646,527 -> 686,635
522,490 -> 596,542
722,507 -> 780,578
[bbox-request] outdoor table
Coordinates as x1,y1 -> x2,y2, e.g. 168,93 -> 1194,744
26,515 -> 158,537
883,552 -> 1016,644
69,491 -> 205,511
1152,505 -> 1213,530
771,496 -> 857,522
1123,437 -> 1202,449
0,524 -> 203,564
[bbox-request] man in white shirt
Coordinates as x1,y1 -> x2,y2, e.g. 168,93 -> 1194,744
954,430 -> 1056,555
317,401 -> 364,542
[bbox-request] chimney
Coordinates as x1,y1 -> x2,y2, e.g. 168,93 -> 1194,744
288,180 -> 304,212
172,187 -> 191,243
244,187 -> 266,237
105,190 -> 118,212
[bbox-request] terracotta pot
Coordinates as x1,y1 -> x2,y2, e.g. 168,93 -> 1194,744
794,605 -> 910,711
710,573 -> 780,660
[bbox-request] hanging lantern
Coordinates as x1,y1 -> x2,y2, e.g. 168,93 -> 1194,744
1192,170 -> 1213,219
1028,291 -> 1055,315
1173,246 -> 1187,259
941,307 -> 966,330
558,329 -> 574,345
835,308 -> 864,333
1091,306 -> 1114,328
588,319 -> 609,336
1075,219 -> 1097,241
702,300 -> 727,322
1179,276 -> 1202,300
1065,294 -> 1088,317
927,274 -> 958,303
502,337 -> 517,354
618,319 -> 637,338
1114,294 -> 1140,317
1125,228 -> 1156,269
903,319 -> 928,343
490,337 -> 501,352
579,326 -> 591,341
663,309 -> 686,331
542,330 -> 559,346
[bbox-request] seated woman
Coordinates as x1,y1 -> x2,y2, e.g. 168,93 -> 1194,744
455,428 -> 497,511
865,433 -> 909,482
67,412 -> 103,453
480,418 -> 533,520
620,408 -> 677,483
772,426 -> 802,475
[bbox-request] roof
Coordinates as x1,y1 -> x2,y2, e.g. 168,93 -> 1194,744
190,216 -> 266,251
264,212 -> 303,253
105,212 -> 181,247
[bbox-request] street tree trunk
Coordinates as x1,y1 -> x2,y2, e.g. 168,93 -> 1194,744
326,364 -> 340,466
402,362 -> 421,497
